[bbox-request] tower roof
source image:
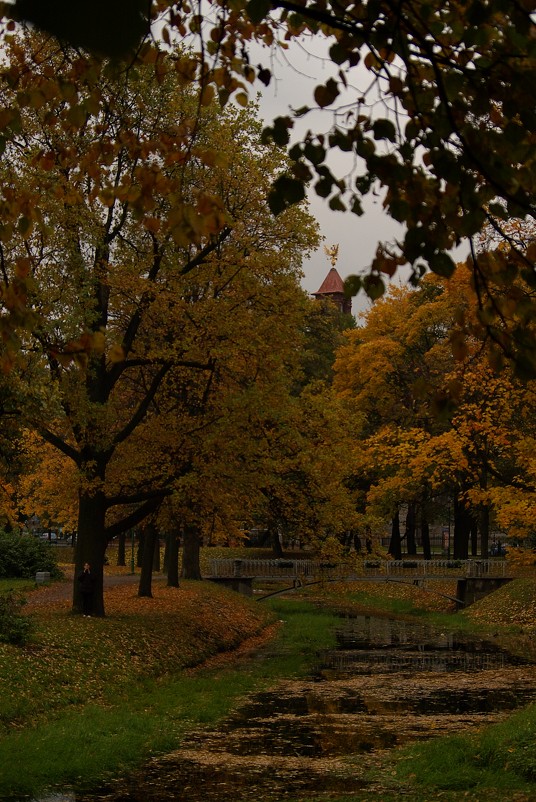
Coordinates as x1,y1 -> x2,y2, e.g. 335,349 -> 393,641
313,267 -> 345,296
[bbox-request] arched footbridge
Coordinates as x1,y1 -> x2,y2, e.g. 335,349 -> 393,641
208,558 -> 512,607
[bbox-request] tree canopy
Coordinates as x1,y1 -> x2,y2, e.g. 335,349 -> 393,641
1,2 -> 536,595
0,0 -> 534,369
1,31 -> 320,613
335,263 -> 536,559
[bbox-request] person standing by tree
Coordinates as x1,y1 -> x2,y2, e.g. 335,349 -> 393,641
77,563 -> 96,617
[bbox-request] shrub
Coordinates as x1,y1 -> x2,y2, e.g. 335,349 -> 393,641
0,593 -> 33,645
0,530 -> 62,580
505,546 -> 536,566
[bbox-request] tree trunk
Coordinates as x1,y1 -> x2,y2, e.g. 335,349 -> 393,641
182,522 -> 202,579
405,501 -> 417,555
73,488 -> 108,616
479,461 -> 489,558
420,509 -> 432,561
470,521 -> 478,557
128,529 -> 137,573
167,530 -> 180,588
116,531 -> 126,566
136,529 -> 145,568
152,534 -> 161,572
453,496 -> 471,559
480,505 -> 490,558
270,527 -> 283,558
388,509 -> 402,560
138,523 -> 158,597
163,532 -> 169,574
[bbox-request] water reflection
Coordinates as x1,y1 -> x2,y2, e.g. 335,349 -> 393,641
28,615 -> 536,802
335,615 -> 517,655
324,615 -> 526,674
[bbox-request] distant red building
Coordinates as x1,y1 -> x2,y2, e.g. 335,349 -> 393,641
312,266 -> 352,315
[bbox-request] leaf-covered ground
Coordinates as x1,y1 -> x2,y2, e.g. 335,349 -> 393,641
463,578 -> 536,632
1,577 -> 273,731
73,579 -> 536,802
7,569 -> 535,738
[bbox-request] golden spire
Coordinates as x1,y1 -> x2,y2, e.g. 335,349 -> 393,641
324,243 -> 339,267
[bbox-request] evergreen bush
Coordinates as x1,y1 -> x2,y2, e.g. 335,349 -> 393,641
0,530 -> 61,580
0,592 -> 33,645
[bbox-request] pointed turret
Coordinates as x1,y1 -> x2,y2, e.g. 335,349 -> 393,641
312,255 -> 352,315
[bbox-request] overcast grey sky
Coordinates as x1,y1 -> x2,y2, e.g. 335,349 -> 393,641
253,35 -> 469,317
252,36 -> 403,315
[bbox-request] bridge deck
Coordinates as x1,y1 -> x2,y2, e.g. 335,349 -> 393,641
209,558 -> 508,582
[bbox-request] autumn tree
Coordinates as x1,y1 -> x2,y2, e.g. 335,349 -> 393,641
147,288 -> 315,579
295,296 -> 356,392
237,377 -> 357,555
0,368 -> 29,529
334,278 -> 456,557
2,31 -> 318,615
155,289 -> 359,568
155,295 -> 360,564
336,264 -> 536,558
15,432 -> 79,537
1,1 -> 535,370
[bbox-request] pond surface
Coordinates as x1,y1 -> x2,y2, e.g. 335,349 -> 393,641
35,615 -> 536,802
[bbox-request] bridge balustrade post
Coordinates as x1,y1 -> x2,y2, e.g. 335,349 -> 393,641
233,559 -> 242,578
466,560 -> 482,578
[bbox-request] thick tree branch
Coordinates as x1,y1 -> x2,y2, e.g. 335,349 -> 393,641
111,362 -> 171,449
104,490 -> 173,539
105,484 -> 176,509
37,426 -> 81,464
180,227 -> 233,277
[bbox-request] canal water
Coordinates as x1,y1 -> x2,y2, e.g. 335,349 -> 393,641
34,615 -> 536,802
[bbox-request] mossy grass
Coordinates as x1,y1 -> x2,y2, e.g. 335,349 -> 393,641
368,701 -> 536,799
0,577 -> 36,594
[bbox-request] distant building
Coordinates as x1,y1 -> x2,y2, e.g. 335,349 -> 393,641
312,266 -> 352,315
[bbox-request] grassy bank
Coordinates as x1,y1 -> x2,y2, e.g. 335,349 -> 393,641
0,580 -> 338,799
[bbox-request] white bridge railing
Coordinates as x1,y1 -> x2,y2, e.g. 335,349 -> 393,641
208,558 -> 507,580
209,558 -> 317,579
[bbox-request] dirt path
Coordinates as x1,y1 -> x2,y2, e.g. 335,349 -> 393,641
25,569 -> 160,609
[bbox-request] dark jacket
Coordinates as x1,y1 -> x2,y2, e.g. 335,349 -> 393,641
78,569 -> 96,594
